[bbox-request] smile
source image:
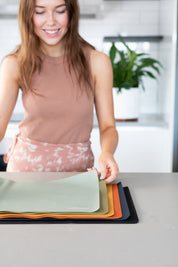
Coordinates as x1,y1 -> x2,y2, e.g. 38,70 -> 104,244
43,29 -> 60,36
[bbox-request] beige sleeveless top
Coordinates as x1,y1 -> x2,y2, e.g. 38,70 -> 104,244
19,47 -> 95,144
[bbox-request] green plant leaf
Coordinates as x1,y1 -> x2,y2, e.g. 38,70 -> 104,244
109,42 -> 117,65
118,35 -> 132,53
120,82 -> 133,89
143,71 -> 157,79
139,57 -> 163,68
151,65 -> 161,75
136,53 -> 149,57
108,34 -> 163,91
140,79 -> 145,91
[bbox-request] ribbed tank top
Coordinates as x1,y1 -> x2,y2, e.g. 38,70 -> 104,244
19,47 -> 95,144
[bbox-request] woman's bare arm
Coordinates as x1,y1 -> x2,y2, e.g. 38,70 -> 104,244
0,56 -> 20,141
91,50 -> 119,183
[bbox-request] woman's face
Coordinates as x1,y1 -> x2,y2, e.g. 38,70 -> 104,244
33,0 -> 69,54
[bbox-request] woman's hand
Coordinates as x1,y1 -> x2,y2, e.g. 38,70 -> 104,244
99,152 -> 119,184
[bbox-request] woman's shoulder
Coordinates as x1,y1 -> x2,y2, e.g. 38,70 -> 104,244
90,49 -> 111,67
90,49 -> 112,77
82,45 -> 109,61
90,49 -> 110,60
2,54 -> 18,67
1,54 -> 19,83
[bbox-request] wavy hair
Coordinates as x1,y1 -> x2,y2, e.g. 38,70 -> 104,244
11,0 -> 95,95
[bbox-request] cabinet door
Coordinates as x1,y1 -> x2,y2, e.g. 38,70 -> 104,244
91,127 -> 172,172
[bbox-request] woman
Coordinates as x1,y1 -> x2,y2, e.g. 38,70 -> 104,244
0,0 -> 119,183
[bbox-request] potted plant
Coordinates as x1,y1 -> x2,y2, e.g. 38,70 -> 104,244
109,35 -> 163,121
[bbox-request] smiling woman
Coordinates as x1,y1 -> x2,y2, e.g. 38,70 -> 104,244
15,0 -> 94,94
33,0 -> 69,55
0,0 -> 119,183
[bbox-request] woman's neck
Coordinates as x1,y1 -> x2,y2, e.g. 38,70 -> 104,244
40,43 -> 65,58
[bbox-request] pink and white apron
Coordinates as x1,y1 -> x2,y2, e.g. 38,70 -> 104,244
4,134 -> 94,172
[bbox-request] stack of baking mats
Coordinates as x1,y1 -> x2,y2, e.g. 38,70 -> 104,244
0,171 -> 138,224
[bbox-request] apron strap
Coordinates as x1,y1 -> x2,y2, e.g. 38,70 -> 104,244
3,134 -> 18,163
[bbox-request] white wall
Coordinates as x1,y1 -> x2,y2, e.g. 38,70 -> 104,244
79,0 -> 160,49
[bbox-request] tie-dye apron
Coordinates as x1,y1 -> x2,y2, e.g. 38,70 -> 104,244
4,134 -> 94,172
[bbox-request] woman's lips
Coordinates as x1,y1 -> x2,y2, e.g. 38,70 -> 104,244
43,28 -> 61,37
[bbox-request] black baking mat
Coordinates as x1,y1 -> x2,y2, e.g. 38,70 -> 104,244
0,186 -> 138,224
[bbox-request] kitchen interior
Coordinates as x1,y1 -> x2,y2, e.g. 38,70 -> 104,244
0,2 -> 178,265
0,0 -> 177,172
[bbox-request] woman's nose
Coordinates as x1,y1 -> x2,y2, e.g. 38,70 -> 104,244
46,12 -> 56,25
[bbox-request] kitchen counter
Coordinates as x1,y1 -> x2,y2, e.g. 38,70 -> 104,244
0,172 -> 177,267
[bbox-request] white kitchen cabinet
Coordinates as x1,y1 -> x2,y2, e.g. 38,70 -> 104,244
91,120 -> 172,172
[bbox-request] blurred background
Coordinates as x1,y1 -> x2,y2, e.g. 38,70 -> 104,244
0,0 -> 177,172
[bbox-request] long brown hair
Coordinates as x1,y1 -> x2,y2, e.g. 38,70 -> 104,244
11,0 -> 95,95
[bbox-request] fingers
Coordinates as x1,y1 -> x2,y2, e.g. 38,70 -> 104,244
100,161 -> 119,183
111,163 -> 119,179
105,169 -> 119,184
104,171 -> 118,184
99,161 -> 108,180
87,157 -> 119,184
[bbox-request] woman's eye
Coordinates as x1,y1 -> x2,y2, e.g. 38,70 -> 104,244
35,11 -> 45,15
56,9 -> 67,14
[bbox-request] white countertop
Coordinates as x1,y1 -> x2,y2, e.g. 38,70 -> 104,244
0,172 -> 177,267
